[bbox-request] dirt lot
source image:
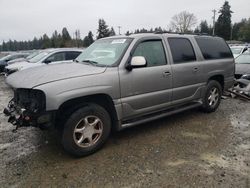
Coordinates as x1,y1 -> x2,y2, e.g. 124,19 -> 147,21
0,75 -> 249,188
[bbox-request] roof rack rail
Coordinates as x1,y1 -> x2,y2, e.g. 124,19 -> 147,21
154,31 -> 177,34
154,31 -> 214,37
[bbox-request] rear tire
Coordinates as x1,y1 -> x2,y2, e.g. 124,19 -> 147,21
201,80 -> 222,113
62,103 -> 111,157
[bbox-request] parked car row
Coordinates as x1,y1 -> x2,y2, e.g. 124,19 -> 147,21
3,33 -> 235,157
235,48 -> 250,79
0,53 -> 29,72
4,48 -> 83,75
230,44 -> 249,58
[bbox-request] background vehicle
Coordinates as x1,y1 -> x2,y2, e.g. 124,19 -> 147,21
7,51 -> 40,65
230,45 -> 248,58
235,49 -> 250,79
5,48 -> 82,75
0,53 -> 29,72
4,34 -> 234,156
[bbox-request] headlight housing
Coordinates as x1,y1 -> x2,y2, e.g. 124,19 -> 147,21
14,88 -> 46,113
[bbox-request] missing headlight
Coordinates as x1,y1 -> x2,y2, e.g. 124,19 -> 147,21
14,89 -> 46,113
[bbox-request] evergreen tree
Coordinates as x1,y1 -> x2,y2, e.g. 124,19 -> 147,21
239,18 -> 250,42
97,19 -> 110,39
61,27 -> 71,47
109,27 -> 116,36
62,27 -> 71,41
200,20 -> 209,34
87,31 -> 94,44
154,27 -> 163,33
232,19 -> 247,40
194,27 -> 200,34
125,31 -> 132,36
215,1 -> 233,40
41,34 -> 51,49
83,31 -> 94,47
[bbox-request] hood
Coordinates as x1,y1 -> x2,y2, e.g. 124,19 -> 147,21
6,61 -> 30,70
235,63 -> 250,75
6,62 -> 107,89
8,58 -> 26,65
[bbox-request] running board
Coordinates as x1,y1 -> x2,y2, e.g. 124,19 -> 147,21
121,102 -> 202,129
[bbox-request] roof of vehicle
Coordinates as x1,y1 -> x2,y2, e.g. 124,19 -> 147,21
41,48 -> 83,53
230,45 -> 248,48
103,33 -> 220,40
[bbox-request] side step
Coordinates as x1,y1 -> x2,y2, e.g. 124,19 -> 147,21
121,102 -> 202,129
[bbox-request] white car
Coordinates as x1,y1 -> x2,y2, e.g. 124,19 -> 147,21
5,48 -> 83,75
230,45 -> 248,58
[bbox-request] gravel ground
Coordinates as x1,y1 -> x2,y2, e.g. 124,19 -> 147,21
0,75 -> 249,188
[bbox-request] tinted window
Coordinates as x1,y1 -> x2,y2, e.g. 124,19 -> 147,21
65,51 -> 81,60
133,40 -> 167,67
168,38 -> 196,64
195,37 -> 233,60
45,52 -> 65,63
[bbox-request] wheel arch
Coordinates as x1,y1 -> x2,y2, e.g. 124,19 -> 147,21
56,94 -> 119,130
208,75 -> 224,90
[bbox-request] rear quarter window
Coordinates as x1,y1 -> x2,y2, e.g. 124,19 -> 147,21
195,37 -> 233,60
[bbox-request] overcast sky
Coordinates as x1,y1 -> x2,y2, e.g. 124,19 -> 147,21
0,0 -> 249,42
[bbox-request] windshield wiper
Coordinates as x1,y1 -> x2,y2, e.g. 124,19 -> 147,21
81,60 -> 99,66
74,59 -> 79,63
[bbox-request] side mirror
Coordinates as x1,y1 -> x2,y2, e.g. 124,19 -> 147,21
126,56 -> 147,71
43,60 -> 51,64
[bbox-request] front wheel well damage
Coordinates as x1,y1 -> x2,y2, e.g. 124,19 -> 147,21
55,94 -> 118,130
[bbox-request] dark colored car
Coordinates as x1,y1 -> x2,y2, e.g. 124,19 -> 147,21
235,50 -> 250,79
0,53 -> 29,72
7,51 -> 40,65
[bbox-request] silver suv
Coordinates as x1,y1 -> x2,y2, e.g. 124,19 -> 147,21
4,33 -> 235,156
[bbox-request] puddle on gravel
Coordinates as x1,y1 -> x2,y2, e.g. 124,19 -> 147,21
165,159 -> 188,167
200,153 -> 229,168
181,131 -> 211,140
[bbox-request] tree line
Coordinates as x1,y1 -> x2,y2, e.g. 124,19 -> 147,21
1,1 -> 250,52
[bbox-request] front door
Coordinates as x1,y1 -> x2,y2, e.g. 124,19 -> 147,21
119,40 -> 172,119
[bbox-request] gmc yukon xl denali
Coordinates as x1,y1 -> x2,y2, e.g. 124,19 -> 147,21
4,33 -> 235,156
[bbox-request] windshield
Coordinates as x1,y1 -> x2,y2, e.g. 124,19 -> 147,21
230,47 -> 243,55
26,51 -> 40,60
235,51 -> 250,64
0,54 -> 12,61
76,38 -> 132,66
29,51 -> 49,63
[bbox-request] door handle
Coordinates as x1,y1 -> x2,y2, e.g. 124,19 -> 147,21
193,67 -> 198,72
163,71 -> 171,77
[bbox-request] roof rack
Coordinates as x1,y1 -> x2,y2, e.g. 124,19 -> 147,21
129,31 -> 215,37
154,31 -> 214,36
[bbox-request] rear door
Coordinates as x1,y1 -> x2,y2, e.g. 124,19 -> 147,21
167,37 -> 203,104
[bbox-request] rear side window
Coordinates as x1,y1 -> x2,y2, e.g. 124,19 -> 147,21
65,51 -> 81,60
45,52 -> 65,63
132,40 -> 167,67
168,38 -> 196,64
195,37 -> 233,60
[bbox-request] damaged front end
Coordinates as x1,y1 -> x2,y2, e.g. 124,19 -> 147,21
3,88 -> 54,131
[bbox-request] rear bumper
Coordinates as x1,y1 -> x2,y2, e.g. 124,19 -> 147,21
224,77 -> 235,90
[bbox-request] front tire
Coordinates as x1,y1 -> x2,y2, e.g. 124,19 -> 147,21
62,104 -> 111,157
201,80 -> 222,113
